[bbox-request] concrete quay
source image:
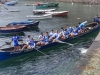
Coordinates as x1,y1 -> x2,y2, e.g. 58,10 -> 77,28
69,32 -> 100,75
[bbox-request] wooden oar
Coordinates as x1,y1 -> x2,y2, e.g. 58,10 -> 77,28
0,43 -> 6,48
57,40 -> 74,46
35,48 -> 58,62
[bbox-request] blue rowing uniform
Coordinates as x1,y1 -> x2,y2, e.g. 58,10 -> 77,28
75,27 -> 81,33
12,36 -> 22,46
64,31 -> 69,35
68,27 -> 73,33
54,33 -> 60,40
26,38 -> 31,44
45,36 -> 49,43
79,22 -> 86,29
29,40 -> 36,48
94,17 -> 99,23
38,35 -> 45,42
49,32 -> 54,37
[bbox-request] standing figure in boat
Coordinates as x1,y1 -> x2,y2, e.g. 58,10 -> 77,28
11,33 -> 23,51
93,15 -> 100,23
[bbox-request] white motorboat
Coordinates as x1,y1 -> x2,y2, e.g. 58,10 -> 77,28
26,14 -> 52,20
7,9 -> 20,12
33,9 -> 56,14
45,11 -> 68,17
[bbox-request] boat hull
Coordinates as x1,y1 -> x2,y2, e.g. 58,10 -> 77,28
53,12 -> 68,17
7,21 -> 40,28
0,26 -> 27,33
34,2 -> 59,9
6,3 -> 15,6
45,11 -> 68,17
27,14 -> 52,20
47,3 -> 59,7
0,23 -> 99,61
33,9 -> 56,14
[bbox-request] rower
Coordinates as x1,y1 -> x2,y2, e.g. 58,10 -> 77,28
37,32 -> 45,46
74,26 -> 79,35
79,21 -> 87,32
64,28 -> 69,38
44,32 -> 50,45
49,29 -> 55,41
22,35 -> 31,50
49,29 -> 54,37
59,27 -> 66,40
93,15 -> 100,23
27,38 -> 36,49
52,30 -> 60,42
67,27 -> 73,33
11,33 -> 23,51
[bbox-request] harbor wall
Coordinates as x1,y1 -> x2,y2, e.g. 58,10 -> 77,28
69,32 -> 100,75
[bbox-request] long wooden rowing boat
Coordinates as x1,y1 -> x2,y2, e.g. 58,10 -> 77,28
0,23 -> 99,61
0,25 -> 27,33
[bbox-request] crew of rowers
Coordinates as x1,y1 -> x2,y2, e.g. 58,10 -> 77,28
21,21 -> 88,50
11,15 -> 100,51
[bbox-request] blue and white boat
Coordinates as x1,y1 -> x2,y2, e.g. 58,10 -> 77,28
6,21 -> 40,28
5,2 -> 15,6
0,22 -> 99,61
5,0 -> 18,6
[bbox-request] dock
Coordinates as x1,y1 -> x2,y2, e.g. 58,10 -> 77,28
69,31 -> 100,75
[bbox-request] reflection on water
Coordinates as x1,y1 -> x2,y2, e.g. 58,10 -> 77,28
0,1 -> 100,75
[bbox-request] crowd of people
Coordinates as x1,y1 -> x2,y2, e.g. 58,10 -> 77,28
11,15 -> 100,52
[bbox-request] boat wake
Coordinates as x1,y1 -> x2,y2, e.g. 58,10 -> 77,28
77,48 -> 88,54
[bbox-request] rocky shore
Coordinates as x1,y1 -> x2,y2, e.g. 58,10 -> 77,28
69,32 -> 100,75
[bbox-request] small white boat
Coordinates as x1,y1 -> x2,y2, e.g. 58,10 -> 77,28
45,11 -> 68,17
33,9 -> 56,14
7,9 -> 20,12
26,14 -> 52,20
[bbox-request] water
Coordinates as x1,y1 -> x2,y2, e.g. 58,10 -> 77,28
0,1 -> 100,75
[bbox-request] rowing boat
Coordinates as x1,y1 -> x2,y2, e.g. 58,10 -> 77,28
0,22 -> 99,61
0,25 -> 27,33
6,21 -> 40,28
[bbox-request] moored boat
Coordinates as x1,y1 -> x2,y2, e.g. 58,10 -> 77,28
7,9 -> 20,12
5,0 -> 18,6
33,2 -> 59,9
33,9 -> 56,14
0,25 -> 27,33
0,22 -> 99,61
47,2 -> 59,7
45,11 -> 68,17
25,2 -> 43,6
26,14 -> 52,20
6,21 -> 40,28
5,2 -> 15,6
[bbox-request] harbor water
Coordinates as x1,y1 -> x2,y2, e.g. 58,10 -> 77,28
0,0 -> 100,75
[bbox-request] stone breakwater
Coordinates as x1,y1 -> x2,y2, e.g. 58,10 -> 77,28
54,0 -> 100,4
69,32 -> 100,75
